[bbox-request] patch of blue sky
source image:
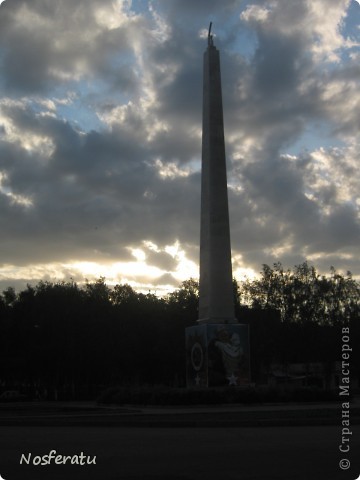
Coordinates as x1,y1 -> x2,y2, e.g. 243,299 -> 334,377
129,0 -> 151,16
56,99 -> 105,132
50,73 -> 133,132
283,122 -> 346,157
342,1 -> 360,39
227,28 -> 257,61
338,2 -> 360,63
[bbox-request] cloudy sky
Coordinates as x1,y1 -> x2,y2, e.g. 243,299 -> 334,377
0,0 -> 359,295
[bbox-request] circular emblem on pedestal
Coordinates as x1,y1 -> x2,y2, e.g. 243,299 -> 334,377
191,342 -> 204,371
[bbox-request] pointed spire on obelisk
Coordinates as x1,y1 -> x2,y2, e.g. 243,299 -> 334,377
208,21 -> 214,46
198,22 -> 236,324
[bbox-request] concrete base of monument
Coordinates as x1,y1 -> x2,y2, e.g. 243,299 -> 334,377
185,323 -> 250,388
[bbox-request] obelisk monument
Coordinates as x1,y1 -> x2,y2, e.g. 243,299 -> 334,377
198,22 -> 236,324
185,24 -> 250,388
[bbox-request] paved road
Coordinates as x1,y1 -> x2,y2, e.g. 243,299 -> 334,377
1,425 -> 359,480
2,400 -> 359,427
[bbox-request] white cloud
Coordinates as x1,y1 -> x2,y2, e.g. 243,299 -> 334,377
153,158 -> 192,179
240,4 -> 271,24
241,0 -> 356,63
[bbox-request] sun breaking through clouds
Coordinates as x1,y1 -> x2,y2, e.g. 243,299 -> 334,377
0,0 -> 359,293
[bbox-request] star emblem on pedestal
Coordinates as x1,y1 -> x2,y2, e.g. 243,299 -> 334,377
194,374 -> 201,386
227,373 -> 238,386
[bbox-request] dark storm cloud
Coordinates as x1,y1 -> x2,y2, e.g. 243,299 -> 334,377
0,0 -> 141,94
0,97 -> 201,268
155,56 -> 202,123
236,154 -> 357,248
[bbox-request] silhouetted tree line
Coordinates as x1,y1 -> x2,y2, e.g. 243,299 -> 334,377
239,262 -> 359,325
0,262 -> 358,399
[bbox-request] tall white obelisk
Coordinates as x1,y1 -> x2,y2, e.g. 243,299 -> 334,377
185,26 -> 250,388
198,23 -> 236,324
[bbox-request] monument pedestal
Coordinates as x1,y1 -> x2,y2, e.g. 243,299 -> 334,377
185,323 -> 250,388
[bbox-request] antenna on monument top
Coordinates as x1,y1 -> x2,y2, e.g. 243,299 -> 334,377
208,21 -> 214,46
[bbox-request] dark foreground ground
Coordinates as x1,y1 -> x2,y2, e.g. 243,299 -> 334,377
0,401 -> 359,480
1,425 -> 360,480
